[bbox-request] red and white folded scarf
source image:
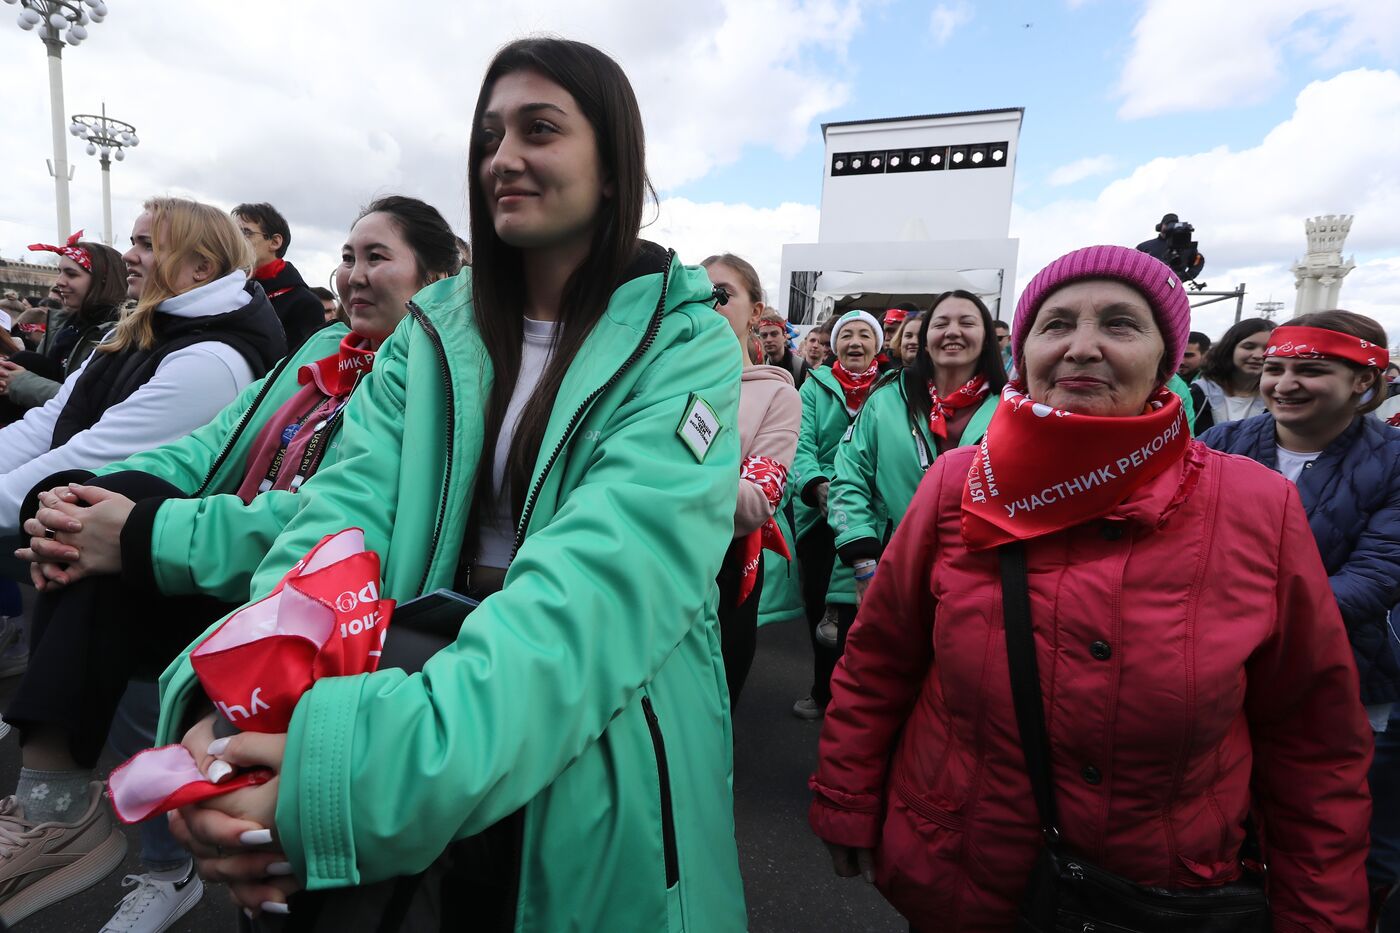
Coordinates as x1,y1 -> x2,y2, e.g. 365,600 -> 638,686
961,383 -> 1189,550
107,529 -> 396,824
831,361 -> 880,413
737,455 -> 791,605
928,375 -> 990,439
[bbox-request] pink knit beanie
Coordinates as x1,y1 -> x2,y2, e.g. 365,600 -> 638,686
1012,245 -> 1192,376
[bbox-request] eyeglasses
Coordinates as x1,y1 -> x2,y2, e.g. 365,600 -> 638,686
238,227 -> 270,241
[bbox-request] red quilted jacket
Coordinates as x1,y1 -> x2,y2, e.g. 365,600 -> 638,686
810,441 -> 1373,932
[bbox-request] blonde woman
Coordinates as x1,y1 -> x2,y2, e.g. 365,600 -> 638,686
0,197 -> 286,536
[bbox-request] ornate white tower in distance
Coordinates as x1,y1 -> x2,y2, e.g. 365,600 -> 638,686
1292,215 -> 1355,315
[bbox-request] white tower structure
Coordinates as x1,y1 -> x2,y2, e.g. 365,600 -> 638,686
1292,215 -> 1356,315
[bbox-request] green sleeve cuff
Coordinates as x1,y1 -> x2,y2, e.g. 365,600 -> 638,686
278,674 -> 367,890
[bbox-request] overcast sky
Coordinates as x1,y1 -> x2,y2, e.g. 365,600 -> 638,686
1,0 -> 1397,338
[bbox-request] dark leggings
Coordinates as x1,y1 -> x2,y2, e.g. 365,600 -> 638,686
715,537 -> 764,709
4,471 -> 235,767
797,521 -> 859,707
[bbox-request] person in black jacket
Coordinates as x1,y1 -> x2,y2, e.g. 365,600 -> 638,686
1199,309 -> 1400,927
233,201 -> 326,353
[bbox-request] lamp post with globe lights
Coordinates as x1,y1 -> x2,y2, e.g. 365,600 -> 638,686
5,0 -> 110,240
69,104 -> 137,246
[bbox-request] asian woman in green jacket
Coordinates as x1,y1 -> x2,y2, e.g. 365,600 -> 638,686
162,39 -> 748,932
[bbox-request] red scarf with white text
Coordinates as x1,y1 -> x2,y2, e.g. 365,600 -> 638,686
299,333 -> 375,397
737,456 -> 791,605
961,383 -> 1189,550
831,361 -> 879,413
928,375 -> 990,439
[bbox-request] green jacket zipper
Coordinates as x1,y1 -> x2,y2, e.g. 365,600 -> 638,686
192,353 -> 294,496
641,695 -> 681,887
407,301 -> 456,598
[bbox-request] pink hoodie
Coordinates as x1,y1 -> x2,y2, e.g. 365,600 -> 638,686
735,364 -> 801,537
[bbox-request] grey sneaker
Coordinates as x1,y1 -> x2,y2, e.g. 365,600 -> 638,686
815,618 -> 839,649
792,695 -> 826,720
0,781 -> 128,926
100,860 -> 204,933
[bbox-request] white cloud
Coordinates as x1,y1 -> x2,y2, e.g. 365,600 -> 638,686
1013,68 -> 1400,338
1048,154 -> 1117,187
1117,0 -> 1400,118
928,2 -> 972,45
648,197 -> 821,302
0,0 -> 865,282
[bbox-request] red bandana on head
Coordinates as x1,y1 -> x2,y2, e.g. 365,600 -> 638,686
300,333 -> 375,397
1265,325 -> 1390,370
831,361 -> 880,413
736,456 -> 791,605
961,383 -> 1190,550
28,230 -> 91,271
928,375 -> 990,439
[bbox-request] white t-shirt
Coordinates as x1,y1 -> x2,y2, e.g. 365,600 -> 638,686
477,317 -> 560,569
1223,395 -> 1256,423
1275,445 -> 1321,484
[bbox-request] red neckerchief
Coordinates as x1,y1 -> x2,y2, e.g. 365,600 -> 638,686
961,383 -> 1189,550
737,456 -> 791,605
1266,325 -> 1390,370
253,258 -> 287,281
299,333 -> 375,397
928,375 -> 990,439
831,361 -> 880,413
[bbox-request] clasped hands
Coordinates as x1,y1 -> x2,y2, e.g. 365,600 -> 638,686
14,483 -> 133,591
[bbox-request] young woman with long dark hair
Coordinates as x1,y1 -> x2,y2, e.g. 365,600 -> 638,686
155,39 -> 747,930
828,290 -> 1005,606
1189,317 -> 1274,433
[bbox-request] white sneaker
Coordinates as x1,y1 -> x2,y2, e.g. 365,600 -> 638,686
100,861 -> 203,933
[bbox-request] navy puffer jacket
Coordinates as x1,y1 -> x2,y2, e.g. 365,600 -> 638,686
1202,412 -> 1400,705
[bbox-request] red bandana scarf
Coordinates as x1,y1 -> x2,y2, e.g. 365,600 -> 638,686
928,375 -> 990,439
737,456 -> 791,605
961,383 -> 1189,550
831,361 -> 880,413
299,333 -> 375,397
1265,325 -> 1390,370
28,230 -> 91,271
253,258 -> 287,281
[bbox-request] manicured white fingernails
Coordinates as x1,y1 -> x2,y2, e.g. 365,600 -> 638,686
260,901 -> 290,914
206,737 -> 230,756
207,760 -> 233,784
266,861 -> 293,876
240,829 -> 274,846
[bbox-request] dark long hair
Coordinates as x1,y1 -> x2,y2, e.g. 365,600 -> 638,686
77,242 -> 126,320
1199,317 -> 1275,385
467,38 -> 654,525
904,290 -> 1007,425
357,195 -> 462,286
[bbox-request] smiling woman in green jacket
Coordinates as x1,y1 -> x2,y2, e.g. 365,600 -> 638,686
161,39 -> 747,932
829,290 -> 1006,606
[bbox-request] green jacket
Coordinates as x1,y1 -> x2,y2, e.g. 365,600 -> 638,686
1166,372 -> 1199,436
791,365 -> 859,604
95,325 -> 348,603
828,376 -> 997,562
156,252 -> 747,932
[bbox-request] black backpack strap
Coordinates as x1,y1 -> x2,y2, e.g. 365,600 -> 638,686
998,542 -> 1060,844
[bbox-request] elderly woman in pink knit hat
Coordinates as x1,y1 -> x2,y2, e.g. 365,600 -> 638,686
808,245 -> 1373,932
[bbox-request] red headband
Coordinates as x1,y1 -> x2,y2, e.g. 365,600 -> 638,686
1265,325 -> 1390,370
27,230 -> 91,272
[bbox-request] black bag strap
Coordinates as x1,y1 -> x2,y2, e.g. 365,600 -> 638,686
998,542 -> 1061,844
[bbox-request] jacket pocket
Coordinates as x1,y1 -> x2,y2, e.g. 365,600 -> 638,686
641,695 -> 680,888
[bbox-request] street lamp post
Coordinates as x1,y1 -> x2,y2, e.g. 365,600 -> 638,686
70,104 -> 138,245
6,0 -> 110,241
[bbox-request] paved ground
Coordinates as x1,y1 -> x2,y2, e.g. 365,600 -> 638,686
0,607 -> 904,932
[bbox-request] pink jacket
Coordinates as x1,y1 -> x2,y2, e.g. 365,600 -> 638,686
810,442 -> 1372,933
735,364 -> 800,537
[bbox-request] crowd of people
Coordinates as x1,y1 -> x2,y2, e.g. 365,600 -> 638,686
0,35 -> 1395,933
